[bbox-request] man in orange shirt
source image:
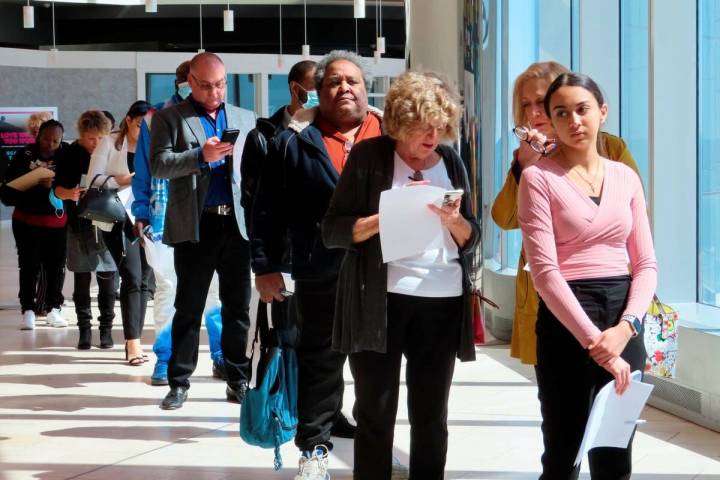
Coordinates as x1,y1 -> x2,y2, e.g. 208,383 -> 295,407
250,50 -> 382,479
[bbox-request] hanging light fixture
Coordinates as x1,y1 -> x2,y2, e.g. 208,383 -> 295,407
145,0 -> 157,14
374,49 -> 380,64
353,0 -> 365,19
198,1 -> 204,52
377,0 -> 385,54
50,1 -> 58,52
23,0 -> 34,28
277,1 -> 283,68
301,0 -> 310,59
223,0 -> 234,32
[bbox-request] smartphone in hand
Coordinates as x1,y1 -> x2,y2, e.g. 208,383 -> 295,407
220,128 -> 240,144
443,189 -> 464,206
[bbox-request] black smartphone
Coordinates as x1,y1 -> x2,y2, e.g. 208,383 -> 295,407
220,128 -> 240,144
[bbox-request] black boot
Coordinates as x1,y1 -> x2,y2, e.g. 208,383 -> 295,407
99,327 -> 114,349
77,327 -> 92,350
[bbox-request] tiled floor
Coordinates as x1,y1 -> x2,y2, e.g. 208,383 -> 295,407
1,222 -> 720,480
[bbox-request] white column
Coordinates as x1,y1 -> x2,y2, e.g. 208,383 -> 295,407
649,0 -> 697,302
406,0 -> 463,85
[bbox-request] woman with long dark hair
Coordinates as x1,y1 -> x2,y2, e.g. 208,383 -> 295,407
518,73 -> 656,479
87,100 -> 154,365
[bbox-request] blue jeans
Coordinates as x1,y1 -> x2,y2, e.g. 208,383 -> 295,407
153,305 -> 223,364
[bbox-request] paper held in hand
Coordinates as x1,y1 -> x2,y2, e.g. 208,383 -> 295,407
379,185 -> 447,263
574,370 -> 654,466
5,167 -> 55,191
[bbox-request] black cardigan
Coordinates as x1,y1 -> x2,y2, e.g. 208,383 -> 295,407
322,135 -> 480,362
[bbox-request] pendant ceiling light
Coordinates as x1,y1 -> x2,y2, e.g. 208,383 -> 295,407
50,1 -> 58,51
301,0 -> 310,59
145,0 -> 157,14
377,0 -> 385,54
23,0 -> 34,29
198,1 -> 204,52
353,0 -> 365,19
277,1 -> 284,68
223,0 -> 234,32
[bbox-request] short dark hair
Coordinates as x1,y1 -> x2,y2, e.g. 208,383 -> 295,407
37,119 -> 64,137
176,60 -> 191,84
288,60 -> 317,85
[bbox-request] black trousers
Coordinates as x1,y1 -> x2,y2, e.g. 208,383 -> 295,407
73,271 -> 116,329
12,219 -> 66,313
350,293 -> 462,480
293,278 -> 347,452
104,223 -> 154,340
536,275 -> 647,480
169,213 -> 252,389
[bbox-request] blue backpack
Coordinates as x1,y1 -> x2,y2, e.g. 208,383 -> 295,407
240,299 -> 298,470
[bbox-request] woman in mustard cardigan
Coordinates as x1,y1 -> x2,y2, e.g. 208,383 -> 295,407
491,61 -> 640,365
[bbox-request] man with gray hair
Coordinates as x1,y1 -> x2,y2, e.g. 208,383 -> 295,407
251,50 -> 382,479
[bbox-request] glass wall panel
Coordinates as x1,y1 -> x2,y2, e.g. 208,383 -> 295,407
620,0 -> 650,190
698,0 -> 720,307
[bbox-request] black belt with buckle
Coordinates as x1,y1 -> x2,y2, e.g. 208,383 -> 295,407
204,204 -> 233,216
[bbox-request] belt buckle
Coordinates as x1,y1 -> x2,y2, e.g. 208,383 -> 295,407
218,205 -> 232,216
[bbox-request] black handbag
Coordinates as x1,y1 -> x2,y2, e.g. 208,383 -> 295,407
77,174 -> 126,224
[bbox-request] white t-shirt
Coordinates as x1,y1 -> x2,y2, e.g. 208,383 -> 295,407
386,152 -> 463,297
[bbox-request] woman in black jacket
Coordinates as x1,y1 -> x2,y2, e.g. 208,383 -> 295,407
1,120 -> 68,330
322,71 -> 480,480
53,111 -> 117,350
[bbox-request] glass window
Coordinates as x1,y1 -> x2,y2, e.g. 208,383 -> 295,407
698,1 -> 720,308
146,73 -> 176,107
269,74 -> 290,116
620,0 -> 650,190
145,73 -> 257,113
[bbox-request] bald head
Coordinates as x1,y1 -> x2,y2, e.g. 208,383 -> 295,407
188,52 -> 227,112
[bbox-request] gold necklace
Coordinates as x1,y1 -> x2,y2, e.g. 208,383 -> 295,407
571,164 -> 602,194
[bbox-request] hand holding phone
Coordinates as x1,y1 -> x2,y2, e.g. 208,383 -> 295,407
443,189 -> 464,206
220,128 -> 240,145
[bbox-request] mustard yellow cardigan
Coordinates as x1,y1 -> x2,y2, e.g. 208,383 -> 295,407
491,132 -> 640,364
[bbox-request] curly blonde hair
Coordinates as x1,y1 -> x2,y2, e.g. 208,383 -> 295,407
76,110 -> 112,137
511,61 -> 569,126
26,111 -> 53,138
383,71 -> 462,142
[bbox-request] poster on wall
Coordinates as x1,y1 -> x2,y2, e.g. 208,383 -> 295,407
0,107 -> 58,177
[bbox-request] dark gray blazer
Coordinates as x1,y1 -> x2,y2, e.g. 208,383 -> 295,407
322,135 -> 480,362
149,100 -> 255,245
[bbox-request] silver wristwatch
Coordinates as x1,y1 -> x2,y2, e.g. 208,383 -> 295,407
620,314 -> 642,337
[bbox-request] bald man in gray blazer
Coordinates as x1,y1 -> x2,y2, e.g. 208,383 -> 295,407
150,52 -> 256,410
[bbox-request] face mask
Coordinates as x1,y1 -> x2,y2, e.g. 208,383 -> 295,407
302,90 -> 319,109
177,82 -> 192,100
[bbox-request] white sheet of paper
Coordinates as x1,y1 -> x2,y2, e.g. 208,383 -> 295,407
116,187 -> 135,224
574,370 -> 654,466
379,185 -> 446,263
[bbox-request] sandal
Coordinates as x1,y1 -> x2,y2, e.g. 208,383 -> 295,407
128,356 -> 144,366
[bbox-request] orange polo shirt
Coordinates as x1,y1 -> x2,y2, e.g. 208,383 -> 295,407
315,111 -> 383,174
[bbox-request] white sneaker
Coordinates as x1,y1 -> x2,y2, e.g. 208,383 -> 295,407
294,445 -> 330,480
46,308 -> 68,328
20,311 -> 36,330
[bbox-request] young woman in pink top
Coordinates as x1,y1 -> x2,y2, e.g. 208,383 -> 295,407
518,73 -> 657,479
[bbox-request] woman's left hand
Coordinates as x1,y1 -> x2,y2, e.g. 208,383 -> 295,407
588,322 -> 634,365
427,198 -> 463,226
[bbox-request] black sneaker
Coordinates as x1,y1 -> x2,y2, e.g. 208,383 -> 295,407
160,387 -> 188,410
330,412 -> 357,439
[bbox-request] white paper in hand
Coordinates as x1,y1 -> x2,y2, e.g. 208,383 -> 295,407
116,187 -> 135,224
379,185 -> 446,263
574,370 -> 654,466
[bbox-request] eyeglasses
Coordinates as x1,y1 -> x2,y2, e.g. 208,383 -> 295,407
408,170 -> 423,181
513,126 -> 556,156
190,73 -> 227,92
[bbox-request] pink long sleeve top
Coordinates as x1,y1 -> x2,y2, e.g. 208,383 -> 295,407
517,157 -> 657,348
